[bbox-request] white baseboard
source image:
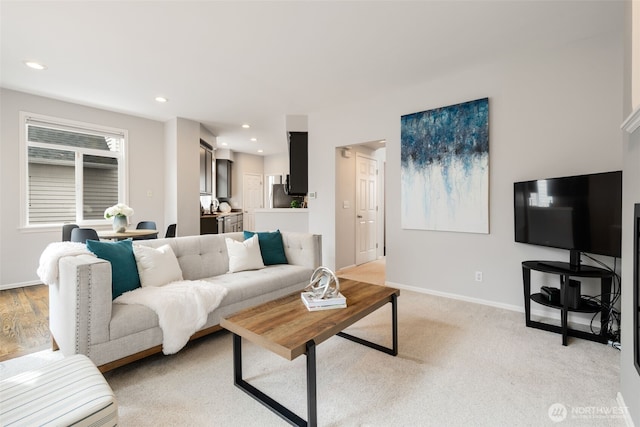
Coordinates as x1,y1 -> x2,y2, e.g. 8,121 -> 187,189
386,280 -> 522,312
617,392 -> 636,427
0,280 -> 41,291
386,281 -> 597,327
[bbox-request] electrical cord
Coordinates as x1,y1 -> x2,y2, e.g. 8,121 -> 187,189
580,253 -> 621,343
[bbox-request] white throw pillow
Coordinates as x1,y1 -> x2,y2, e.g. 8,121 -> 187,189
133,244 -> 183,287
225,234 -> 265,273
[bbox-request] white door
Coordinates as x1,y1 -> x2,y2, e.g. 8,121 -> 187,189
243,173 -> 263,231
355,153 -> 377,265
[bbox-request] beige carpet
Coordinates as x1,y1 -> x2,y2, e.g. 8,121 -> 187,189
2,289 -> 625,426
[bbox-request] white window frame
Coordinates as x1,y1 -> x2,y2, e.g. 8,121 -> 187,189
19,112 -> 129,231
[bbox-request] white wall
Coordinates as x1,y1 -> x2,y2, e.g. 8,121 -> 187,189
309,30 -> 623,308
200,124 -> 217,147
620,0 -> 640,423
164,118 -> 178,234
175,118 -> 201,237
0,89 -> 165,287
633,0 -> 640,109
263,152 -> 289,176
621,118 -> 640,427
335,148 -> 357,269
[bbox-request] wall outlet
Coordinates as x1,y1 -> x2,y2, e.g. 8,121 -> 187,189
475,271 -> 483,282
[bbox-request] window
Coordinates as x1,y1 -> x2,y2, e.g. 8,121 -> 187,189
22,113 -> 127,227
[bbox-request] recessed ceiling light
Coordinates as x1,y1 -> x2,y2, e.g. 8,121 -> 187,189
221,142 -> 228,146
250,137 -> 257,142
24,61 -> 47,70
379,139 -> 386,144
155,96 -> 168,103
258,149 -> 264,153
242,124 -> 250,129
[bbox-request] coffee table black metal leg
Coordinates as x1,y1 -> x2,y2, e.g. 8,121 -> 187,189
232,333 -> 315,427
233,332 -> 242,382
306,340 -> 317,427
337,294 -> 398,356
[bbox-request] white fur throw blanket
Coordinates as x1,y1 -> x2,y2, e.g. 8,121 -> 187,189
114,280 -> 228,354
37,242 -> 94,286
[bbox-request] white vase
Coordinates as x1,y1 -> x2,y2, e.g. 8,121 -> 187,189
112,215 -> 127,233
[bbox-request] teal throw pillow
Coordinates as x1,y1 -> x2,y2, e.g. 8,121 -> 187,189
243,230 -> 288,265
86,239 -> 141,300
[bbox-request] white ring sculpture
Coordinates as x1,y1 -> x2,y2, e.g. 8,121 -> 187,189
305,266 -> 341,299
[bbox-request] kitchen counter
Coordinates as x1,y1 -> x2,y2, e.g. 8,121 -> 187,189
200,210 -> 243,219
253,208 -> 308,213
254,208 -> 308,233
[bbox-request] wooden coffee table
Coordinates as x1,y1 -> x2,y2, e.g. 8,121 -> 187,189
220,279 -> 399,427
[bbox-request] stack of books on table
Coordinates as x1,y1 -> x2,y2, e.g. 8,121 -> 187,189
300,292 -> 347,311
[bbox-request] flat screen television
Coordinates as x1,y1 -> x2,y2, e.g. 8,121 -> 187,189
514,171 -> 622,269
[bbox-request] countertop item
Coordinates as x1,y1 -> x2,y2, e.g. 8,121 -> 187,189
219,202 -> 232,213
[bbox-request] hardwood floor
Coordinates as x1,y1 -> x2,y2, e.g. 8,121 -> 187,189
0,285 -> 50,362
0,260 -> 385,363
336,258 -> 386,286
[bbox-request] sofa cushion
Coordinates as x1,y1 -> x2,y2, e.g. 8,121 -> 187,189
133,244 -> 183,287
87,239 -> 140,299
243,230 -> 288,265
205,264 -> 313,305
225,234 -> 265,273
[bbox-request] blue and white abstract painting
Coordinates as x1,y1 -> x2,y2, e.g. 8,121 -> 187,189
401,98 -> 489,233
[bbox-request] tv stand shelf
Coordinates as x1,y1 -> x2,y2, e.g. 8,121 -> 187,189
529,293 -> 600,313
522,260 -> 613,346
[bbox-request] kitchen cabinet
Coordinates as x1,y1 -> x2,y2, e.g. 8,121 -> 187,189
216,159 -> 232,199
200,216 -> 218,234
286,131 -> 308,195
223,213 -> 243,233
200,142 -> 213,195
200,212 -> 243,235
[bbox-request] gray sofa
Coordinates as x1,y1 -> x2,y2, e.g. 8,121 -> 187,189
49,231 -> 322,371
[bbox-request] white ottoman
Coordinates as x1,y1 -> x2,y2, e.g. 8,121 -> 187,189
0,354 -> 117,426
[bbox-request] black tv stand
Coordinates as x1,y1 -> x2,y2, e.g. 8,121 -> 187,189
536,261 -> 583,273
569,249 -> 582,271
522,260 -> 613,345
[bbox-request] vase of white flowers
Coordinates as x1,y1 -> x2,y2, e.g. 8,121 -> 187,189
104,203 -> 134,233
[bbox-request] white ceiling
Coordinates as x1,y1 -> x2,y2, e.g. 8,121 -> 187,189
0,1 -> 624,156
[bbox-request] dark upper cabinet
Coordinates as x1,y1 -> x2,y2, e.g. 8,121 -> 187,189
285,131 -> 308,195
200,141 -> 213,195
216,159 -> 232,200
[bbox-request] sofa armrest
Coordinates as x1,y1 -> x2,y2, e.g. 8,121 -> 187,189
281,232 -> 322,269
49,255 -> 112,358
